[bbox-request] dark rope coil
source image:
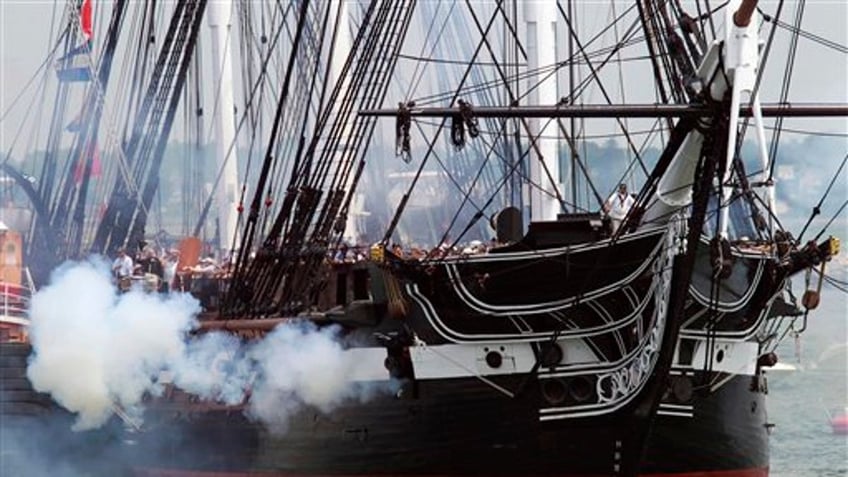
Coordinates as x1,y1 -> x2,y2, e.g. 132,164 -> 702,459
450,99 -> 479,150
395,101 -> 413,162
450,114 -> 465,148
458,99 -> 479,138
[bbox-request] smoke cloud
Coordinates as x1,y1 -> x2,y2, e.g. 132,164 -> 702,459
248,321 -> 362,430
26,258 -> 389,433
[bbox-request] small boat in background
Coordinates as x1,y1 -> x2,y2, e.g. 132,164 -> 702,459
763,361 -> 800,373
831,408 -> 848,435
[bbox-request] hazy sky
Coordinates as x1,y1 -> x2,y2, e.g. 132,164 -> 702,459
1,1 -> 846,149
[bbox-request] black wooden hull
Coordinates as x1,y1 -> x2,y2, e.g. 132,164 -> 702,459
125,373 -> 767,477
645,374 -> 769,475
1,228 -> 785,477
121,230 -> 773,476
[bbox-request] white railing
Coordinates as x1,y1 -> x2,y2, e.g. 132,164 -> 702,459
0,268 -> 34,342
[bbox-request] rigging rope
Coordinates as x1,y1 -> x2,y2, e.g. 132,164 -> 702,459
557,4 -> 650,178
193,1 -> 293,238
403,0 -> 453,100
765,1 -> 804,184
797,152 -> 848,242
811,199 -> 848,243
758,7 -> 848,54
0,27 -> 69,125
823,274 -> 848,295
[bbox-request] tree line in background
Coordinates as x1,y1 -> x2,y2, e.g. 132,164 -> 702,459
0,133 -> 843,247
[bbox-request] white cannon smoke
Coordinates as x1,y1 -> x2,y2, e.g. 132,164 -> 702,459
26,258 -> 388,432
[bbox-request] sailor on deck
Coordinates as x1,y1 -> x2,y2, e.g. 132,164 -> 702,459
112,247 -> 134,290
603,183 -> 635,235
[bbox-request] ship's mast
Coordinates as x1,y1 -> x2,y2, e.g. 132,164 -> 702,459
720,0 -> 775,237
333,1 -> 363,245
208,0 -> 240,255
524,0 -> 560,221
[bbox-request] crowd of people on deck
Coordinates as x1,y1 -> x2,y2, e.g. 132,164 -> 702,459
108,184 -> 635,297
111,241 -> 230,295
325,237 -> 506,266
109,235 -> 505,293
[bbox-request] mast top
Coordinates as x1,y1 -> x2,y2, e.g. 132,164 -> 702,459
732,0 -> 758,27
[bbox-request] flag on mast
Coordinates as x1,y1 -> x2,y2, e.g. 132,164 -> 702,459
56,0 -> 93,82
80,0 -> 93,41
74,146 -> 102,184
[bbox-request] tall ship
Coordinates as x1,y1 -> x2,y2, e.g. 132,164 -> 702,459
1,0 -> 846,476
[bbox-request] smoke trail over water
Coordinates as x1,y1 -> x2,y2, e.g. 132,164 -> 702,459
26,258 -> 388,433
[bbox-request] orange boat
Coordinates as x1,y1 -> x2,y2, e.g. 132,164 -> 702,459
0,222 -> 32,344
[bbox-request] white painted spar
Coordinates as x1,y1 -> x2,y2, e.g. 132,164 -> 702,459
642,42 -> 721,227
720,0 -> 773,238
208,0 -> 241,254
524,0 -> 561,222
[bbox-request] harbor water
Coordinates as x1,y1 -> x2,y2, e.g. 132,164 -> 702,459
767,281 -> 848,476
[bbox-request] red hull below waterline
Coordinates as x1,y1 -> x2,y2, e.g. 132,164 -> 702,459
134,467 -> 770,477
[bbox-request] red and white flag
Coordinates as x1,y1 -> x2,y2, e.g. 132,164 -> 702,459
74,145 -> 102,184
80,0 -> 93,41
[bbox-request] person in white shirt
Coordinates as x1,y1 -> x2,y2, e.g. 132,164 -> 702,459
111,247 -> 134,291
162,250 -> 179,292
112,247 -> 134,279
603,183 -> 635,235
